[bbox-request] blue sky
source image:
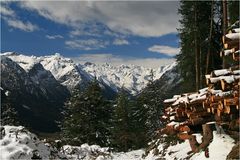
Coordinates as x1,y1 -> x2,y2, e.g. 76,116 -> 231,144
1,1 -> 180,68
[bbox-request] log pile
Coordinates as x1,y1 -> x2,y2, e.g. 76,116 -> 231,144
161,23 -> 239,153
221,21 -> 240,61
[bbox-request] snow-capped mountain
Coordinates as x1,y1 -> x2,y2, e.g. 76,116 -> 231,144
1,54 -> 70,132
80,62 -> 175,95
2,52 -> 175,95
1,52 -> 90,90
1,52 -> 176,132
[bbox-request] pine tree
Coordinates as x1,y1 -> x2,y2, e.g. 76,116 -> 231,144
61,79 -> 112,146
129,99 -> 148,148
177,1 -> 222,91
136,71 -> 163,141
111,88 -> 134,151
228,1 -> 239,25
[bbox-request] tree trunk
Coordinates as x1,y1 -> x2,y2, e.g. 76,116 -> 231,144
188,135 -> 199,152
206,0 -> 214,75
222,0 -> 228,68
194,2 -> 200,91
198,124 -> 213,150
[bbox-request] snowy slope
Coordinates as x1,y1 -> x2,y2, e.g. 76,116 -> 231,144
0,126 -> 235,160
0,126 -> 66,159
144,132 -> 235,160
2,52 -> 175,94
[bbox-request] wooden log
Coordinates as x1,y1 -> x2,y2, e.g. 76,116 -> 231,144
233,50 -> 240,61
230,65 -> 240,71
211,107 -> 215,114
224,98 -> 238,106
211,95 -> 223,102
207,108 -> 211,113
220,79 -> 233,91
178,132 -> 191,140
176,108 -> 185,118
224,105 -> 231,114
188,111 -> 211,119
191,117 -> 205,125
193,106 -> 205,112
178,125 -> 191,132
205,74 -> 211,85
161,125 -> 177,135
210,102 -> 219,108
224,40 -> 239,49
222,33 -> 240,44
203,100 -> 211,109
198,124 -> 213,151
229,119 -> 240,131
217,108 -> 222,117
218,102 -> 224,110
221,48 -> 236,57
188,135 -> 200,153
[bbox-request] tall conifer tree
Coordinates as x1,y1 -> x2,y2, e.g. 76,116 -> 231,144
61,79 -> 111,146
177,1 -> 222,91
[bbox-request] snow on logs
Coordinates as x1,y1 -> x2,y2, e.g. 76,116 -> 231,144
161,20 -> 239,154
222,26 -> 240,59
162,69 -> 239,152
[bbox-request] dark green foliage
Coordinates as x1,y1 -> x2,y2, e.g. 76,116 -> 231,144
111,89 -> 147,151
61,79 -> 112,147
1,89 -> 20,126
111,89 -> 133,151
228,1 -> 239,25
134,70 -> 169,143
177,1 -> 222,91
137,78 -> 163,141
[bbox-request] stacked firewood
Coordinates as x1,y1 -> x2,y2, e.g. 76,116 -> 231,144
221,20 -> 240,61
161,22 -> 240,153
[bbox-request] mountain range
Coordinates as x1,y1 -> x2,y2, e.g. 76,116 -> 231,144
1,52 -> 177,132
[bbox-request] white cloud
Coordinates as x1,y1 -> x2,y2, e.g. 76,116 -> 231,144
113,39 -> 129,45
73,53 -> 175,68
1,3 -> 39,32
148,45 -> 180,56
19,1 -> 179,37
46,34 -> 63,39
4,18 -> 38,32
0,4 -> 15,16
65,39 -> 109,50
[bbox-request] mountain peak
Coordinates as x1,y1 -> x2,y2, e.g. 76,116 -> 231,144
3,52 -> 175,95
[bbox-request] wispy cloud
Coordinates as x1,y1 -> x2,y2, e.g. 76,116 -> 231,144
72,53 -> 175,68
65,39 -> 109,50
46,34 -> 64,39
113,39 -> 129,45
0,4 -> 15,16
148,45 -> 180,56
1,3 -> 39,32
19,1 -> 179,37
4,18 -> 38,32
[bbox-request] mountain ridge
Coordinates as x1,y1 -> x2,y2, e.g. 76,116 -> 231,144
2,52 -> 176,95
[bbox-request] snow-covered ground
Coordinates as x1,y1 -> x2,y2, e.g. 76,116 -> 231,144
62,145 -> 144,160
145,132 -> 235,160
0,125 -> 235,160
0,125 -> 144,160
0,126 -> 65,159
